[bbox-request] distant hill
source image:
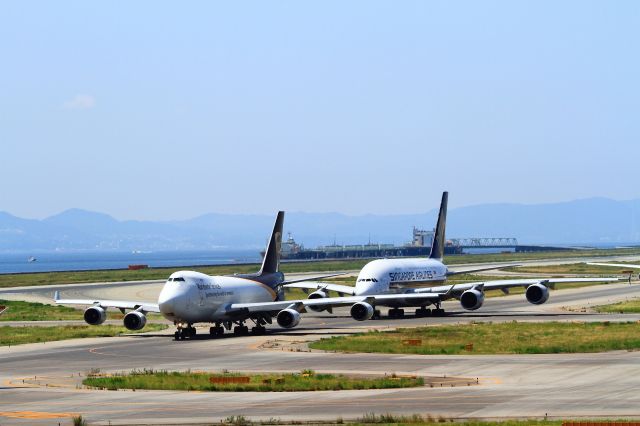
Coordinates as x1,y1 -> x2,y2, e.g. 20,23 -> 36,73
1,197 -> 639,251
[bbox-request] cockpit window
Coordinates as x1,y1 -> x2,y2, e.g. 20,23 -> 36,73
170,277 -> 185,282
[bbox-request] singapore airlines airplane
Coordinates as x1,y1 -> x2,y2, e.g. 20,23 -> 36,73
279,192 -> 621,320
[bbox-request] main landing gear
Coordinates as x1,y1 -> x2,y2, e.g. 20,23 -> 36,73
209,323 -> 224,337
174,324 -> 196,341
431,302 -> 446,317
175,318 -> 270,341
388,308 -> 405,319
415,307 -> 431,317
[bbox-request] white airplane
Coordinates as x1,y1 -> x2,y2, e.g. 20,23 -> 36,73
54,212 -> 343,340
276,192 -> 621,320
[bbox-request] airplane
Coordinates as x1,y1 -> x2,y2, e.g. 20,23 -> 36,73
272,192 -> 622,320
54,211 -> 343,340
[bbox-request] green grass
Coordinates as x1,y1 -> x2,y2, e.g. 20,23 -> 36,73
2,247 -> 639,288
0,324 -> 167,346
310,321 -> 640,355
0,298 -> 83,321
595,298 -> 640,314
83,369 -> 424,392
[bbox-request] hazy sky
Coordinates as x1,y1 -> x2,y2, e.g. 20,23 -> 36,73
1,1 -> 639,220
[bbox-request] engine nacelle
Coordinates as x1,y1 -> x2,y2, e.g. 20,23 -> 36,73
83,306 -> 107,325
350,302 -> 374,321
525,283 -> 550,305
123,311 -> 147,330
307,290 -> 328,312
460,289 -> 485,311
276,308 -> 301,328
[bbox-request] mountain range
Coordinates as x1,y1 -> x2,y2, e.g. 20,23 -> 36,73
1,197 -> 640,251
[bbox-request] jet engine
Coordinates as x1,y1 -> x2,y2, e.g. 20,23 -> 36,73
83,306 -> 106,325
276,308 -> 301,328
525,283 -> 550,305
460,289 -> 484,311
307,290 -> 328,312
123,311 -> 147,330
350,302 -> 374,321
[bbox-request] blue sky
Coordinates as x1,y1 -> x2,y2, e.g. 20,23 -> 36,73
1,1 -> 638,220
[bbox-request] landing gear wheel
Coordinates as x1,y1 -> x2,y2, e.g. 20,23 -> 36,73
432,308 -> 445,316
210,326 -> 225,337
372,310 -> 382,320
234,325 -> 249,336
175,329 -> 187,341
251,326 -> 266,335
415,307 -> 431,318
388,308 -> 405,319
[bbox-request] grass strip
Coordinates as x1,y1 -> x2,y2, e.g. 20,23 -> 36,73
0,324 -> 167,346
0,298 -> 82,321
83,369 -> 424,392
595,298 -> 640,314
2,247 -> 639,288
310,321 -> 640,355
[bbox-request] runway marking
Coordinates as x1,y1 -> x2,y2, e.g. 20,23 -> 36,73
0,411 -> 77,419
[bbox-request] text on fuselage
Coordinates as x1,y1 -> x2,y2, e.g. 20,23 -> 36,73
389,270 -> 435,282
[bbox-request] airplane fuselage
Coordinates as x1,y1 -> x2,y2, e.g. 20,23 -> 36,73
158,271 -> 277,324
354,258 -> 448,300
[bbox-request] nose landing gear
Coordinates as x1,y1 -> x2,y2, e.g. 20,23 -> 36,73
174,323 -> 196,340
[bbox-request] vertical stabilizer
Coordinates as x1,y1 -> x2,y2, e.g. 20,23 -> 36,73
259,211 -> 284,274
429,192 -> 448,260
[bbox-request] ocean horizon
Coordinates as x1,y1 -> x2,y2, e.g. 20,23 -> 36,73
0,249 -> 263,275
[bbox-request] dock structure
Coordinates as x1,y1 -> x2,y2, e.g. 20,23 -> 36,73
282,230 -> 568,260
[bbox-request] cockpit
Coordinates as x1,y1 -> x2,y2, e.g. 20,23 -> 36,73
167,277 -> 186,282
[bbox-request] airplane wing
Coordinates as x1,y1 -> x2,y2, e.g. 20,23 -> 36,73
446,264 -> 521,276
415,277 -> 620,296
229,292 -> 441,313
587,262 -> 640,269
283,282 -> 356,296
54,291 -> 160,313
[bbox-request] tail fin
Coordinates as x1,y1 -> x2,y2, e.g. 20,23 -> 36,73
429,191 -> 448,260
259,211 -> 284,274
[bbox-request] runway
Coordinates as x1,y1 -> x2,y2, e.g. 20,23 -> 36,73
2,281 -> 640,425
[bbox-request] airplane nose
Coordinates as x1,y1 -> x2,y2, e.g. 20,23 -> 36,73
158,286 -> 181,317
158,296 -> 175,316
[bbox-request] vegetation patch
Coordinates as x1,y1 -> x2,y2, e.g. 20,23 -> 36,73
595,298 -> 640,314
0,298 -> 83,321
83,369 -> 424,392
0,324 -> 167,346
310,321 -> 640,355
